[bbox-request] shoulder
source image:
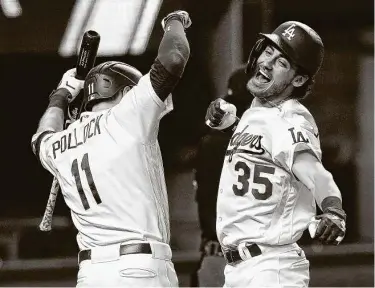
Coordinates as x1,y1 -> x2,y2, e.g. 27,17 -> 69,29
281,100 -> 319,135
128,73 -> 169,108
133,73 -> 154,94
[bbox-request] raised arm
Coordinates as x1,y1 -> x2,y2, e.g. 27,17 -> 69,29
31,69 -> 83,155
150,10 -> 191,101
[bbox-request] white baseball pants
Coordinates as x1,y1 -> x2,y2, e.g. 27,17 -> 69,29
223,243 -> 310,287
76,242 -> 178,287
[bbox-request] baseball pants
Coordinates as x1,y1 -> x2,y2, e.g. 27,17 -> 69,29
76,242 -> 178,287
223,243 -> 309,287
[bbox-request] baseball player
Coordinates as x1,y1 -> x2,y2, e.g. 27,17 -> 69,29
205,21 -> 347,287
31,10 -> 191,287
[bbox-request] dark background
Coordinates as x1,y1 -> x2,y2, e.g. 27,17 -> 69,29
0,0 -> 373,286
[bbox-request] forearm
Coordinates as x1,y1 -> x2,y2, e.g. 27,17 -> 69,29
36,88 -> 70,133
157,19 -> 190,77
36,107 -> 65,133
312,169 -> 342,211
293,151 -> 346,244
292,151 -> 343,212
150,19 -> 190,101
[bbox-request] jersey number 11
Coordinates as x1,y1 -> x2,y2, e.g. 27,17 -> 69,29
71,153 -> 102,210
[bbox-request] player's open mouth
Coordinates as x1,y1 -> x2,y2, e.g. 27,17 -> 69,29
255,70 -> 271,84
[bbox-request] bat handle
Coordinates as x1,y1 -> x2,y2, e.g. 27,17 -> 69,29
39,177 -> 59,231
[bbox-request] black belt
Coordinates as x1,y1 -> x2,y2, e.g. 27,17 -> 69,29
78,243 -> 152,264
224,243 -> 262,264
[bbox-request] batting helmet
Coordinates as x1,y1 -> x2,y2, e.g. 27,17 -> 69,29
84,61 -> 143,111
246,21 -> 324,77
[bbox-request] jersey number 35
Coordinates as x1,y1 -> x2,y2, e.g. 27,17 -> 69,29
233,161 -> 275,200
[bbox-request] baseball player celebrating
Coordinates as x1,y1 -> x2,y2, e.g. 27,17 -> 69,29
205,21 -> 346,287
31,10 -> 191,287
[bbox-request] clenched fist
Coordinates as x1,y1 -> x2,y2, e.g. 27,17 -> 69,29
309,208 -> 346,245
205,98 -> 238,130
57,68 -> 84,103
161,10 -> 192,31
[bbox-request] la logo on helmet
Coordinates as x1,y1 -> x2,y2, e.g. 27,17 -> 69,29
282,24 -> 296,41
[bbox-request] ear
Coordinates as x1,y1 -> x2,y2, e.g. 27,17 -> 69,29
114,86 -> 131,103
122,86 -> 131,94
292,75 -> 309,88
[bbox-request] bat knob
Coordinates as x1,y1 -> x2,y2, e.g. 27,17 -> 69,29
39,223 -> 52,232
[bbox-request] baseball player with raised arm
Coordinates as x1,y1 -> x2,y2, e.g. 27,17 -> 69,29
31,10 -> 191,287
205,21 -> 346,287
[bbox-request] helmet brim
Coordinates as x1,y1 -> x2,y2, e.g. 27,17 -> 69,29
259,33 -> 298,68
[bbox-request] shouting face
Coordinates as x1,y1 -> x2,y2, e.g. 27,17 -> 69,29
247,44 -> 307,102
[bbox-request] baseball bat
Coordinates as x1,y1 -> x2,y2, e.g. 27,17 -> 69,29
67,30 -> 101,124
39,31 -> 100,232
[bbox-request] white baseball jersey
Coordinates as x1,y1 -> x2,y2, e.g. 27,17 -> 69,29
32,73 -> 173,250
217,98 -> 321,248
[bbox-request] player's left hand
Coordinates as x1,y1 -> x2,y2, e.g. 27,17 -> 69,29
57,68 -> 84,102
311,210 -> 346,245
161,10 -> 192,31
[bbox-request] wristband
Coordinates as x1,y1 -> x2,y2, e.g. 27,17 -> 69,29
321,196 -> 346,221
221,116 -> 240,133
47,88 -> 70,111
164,15 -> 184,29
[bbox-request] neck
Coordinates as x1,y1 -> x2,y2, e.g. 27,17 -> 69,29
256,82 -> 294,108
257,95 -> 291,108
92,101 -> 115,112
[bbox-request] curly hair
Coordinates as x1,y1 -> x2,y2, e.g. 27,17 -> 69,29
290,67 -> 316,100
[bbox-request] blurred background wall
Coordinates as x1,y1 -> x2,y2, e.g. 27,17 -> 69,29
0,0 -> 373,286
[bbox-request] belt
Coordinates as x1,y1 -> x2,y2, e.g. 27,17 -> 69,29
78,243 -> 152,264
224,243 -> 262,264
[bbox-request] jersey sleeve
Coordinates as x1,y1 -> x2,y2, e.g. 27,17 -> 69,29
111,73 -> 173,143
272,120 -> 322,173
31,130 -> 61,176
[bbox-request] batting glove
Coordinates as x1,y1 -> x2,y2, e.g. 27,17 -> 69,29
309,208 -> 346,245
205,98 -> 238,130
57,68 -> 84,103
161,10 -> 192,31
